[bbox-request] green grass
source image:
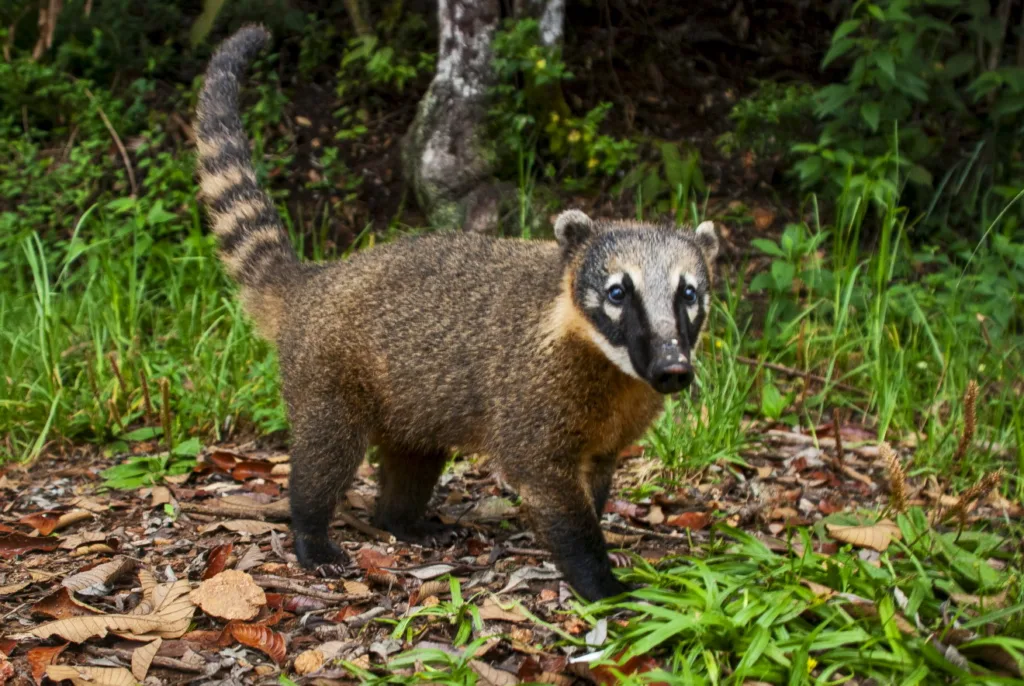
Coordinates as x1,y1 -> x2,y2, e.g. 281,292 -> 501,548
336,514 -> 1022,684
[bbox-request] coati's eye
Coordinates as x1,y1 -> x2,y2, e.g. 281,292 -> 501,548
607,284 -> 626,305
682,285 -> 698,304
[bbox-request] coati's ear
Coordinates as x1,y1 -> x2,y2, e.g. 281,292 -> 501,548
694,221 -> 719,264
553,209 -> 595,258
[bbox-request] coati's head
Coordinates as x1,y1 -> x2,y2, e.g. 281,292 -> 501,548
551,209 -> 719,394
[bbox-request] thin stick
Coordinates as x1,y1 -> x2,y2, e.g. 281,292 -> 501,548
333,509 -> 396,543
832,408 -> 844,465
159,377 -> 173,452
83,87 -> 138,197
82,646 -> 206,674
139,368 -> 154,425
735,356 -> 867,396
251,575 -> 372,602
179,501 -> 395,543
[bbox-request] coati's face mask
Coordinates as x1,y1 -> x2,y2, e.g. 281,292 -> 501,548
554,210 -> 719,394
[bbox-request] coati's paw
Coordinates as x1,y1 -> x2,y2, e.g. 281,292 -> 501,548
569,572 -> 631,602
294,533 -> 349,574
377,517 -> 458,546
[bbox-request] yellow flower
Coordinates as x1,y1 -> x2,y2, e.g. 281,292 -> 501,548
587,157 -> 599,169
535,58 -> 547,70
567,130 -> 581,143
807,657 -> 818,673
549,112 -> 559,124
715,339 -> 723,349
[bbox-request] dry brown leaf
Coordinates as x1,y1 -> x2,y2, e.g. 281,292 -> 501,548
949,590 -> 1008,610
228,622 -> 287,664
665,511 -> 712,530
643,505 -> 665,525
63,556 -> 135,593
59,532 -> 109,550
21,509 -> 93,535
0,531 -> 60,558
479,596 -> 529,623
357,547 -> 397,570
800,579 -> 836,599
826,520 -> 902,552
15,612 -> 166,642
752,207 -> 775,230
149,486 -> 173,507
197,520 -> 288,535
470,659 -> 519,685
189,570 -> 266,621
32,587 -> 104,619
344,580 -> 371,595
293,648 -> 324,675
27,643 -> 67,686
603,531 -> 642,547
130,638 -> 161,682
0,581 -> 30,596
68,496 -> 109,513
417,579 -> 449,599
46,664 -> 138,686
29,569 -> 60,582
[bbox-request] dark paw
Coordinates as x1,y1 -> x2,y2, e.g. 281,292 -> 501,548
376,516 -> 457,546
568,572 -> 631,602
294,533 -> 348,571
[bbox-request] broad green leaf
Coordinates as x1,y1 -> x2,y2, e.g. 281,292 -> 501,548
860,101 -> 881,131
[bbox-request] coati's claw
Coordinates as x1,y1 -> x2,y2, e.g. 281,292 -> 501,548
294,534 -> 348,570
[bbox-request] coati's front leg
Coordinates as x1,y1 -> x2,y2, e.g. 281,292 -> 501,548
287,393 -> 368,569
585,453 -> 618,517
513,462 -> 628,602
372,443 -> 449,541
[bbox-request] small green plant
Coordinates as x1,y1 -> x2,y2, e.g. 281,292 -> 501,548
615,142 -> 705,221
789,0 -> 1024,233
489,18 -> 636,189
716,80 -> 815,162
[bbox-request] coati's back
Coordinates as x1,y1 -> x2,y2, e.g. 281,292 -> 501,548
275,233 -> 569,451
195,26 -> 721,602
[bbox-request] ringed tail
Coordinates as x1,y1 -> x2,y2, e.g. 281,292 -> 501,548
194,25 -> 298,339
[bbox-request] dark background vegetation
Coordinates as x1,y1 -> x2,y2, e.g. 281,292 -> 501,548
1,0 -> 1022,496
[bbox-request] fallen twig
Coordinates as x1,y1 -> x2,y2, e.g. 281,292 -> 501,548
83,645 -> 207,674
333,509 -> 396,544
736,356 -> 867,396
179,501 -> 394,543
251,575 -> 372,603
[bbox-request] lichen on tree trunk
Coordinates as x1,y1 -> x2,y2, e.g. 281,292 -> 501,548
402,0 -> 565,233
402,0 -> 502,231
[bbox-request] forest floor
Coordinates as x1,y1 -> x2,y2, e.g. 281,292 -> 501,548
1,419 -> 1021,684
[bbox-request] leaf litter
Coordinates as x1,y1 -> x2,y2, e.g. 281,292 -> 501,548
0,427 -> 1021,683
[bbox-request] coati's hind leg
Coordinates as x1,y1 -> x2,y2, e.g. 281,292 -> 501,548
372,444 -> 449,541
288,395 -> 367,570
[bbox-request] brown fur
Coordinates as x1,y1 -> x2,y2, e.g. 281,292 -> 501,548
194,26 -> 718,601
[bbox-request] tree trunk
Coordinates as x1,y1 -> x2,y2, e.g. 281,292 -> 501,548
402,0 -> 565,233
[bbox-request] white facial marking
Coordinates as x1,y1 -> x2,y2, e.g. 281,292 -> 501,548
583,289 -> 601,309
586,330 -> 640,379
602,303 -> 622,321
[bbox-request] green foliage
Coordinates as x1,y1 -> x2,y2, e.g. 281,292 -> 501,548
576,518 -> 1023,683
616,142 -> 706,222
716,80 -> 816,162
788,0 -> 1024,231
489,19 -> 636,188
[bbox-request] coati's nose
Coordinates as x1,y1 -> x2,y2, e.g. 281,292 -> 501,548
649,347 -> 693,394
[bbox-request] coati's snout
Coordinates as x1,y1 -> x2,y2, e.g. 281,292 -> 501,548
553,209 -> 719,392
648,340 -> 693,394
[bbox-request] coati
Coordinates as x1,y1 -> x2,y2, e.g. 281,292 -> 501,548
195,25 -> 719,601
